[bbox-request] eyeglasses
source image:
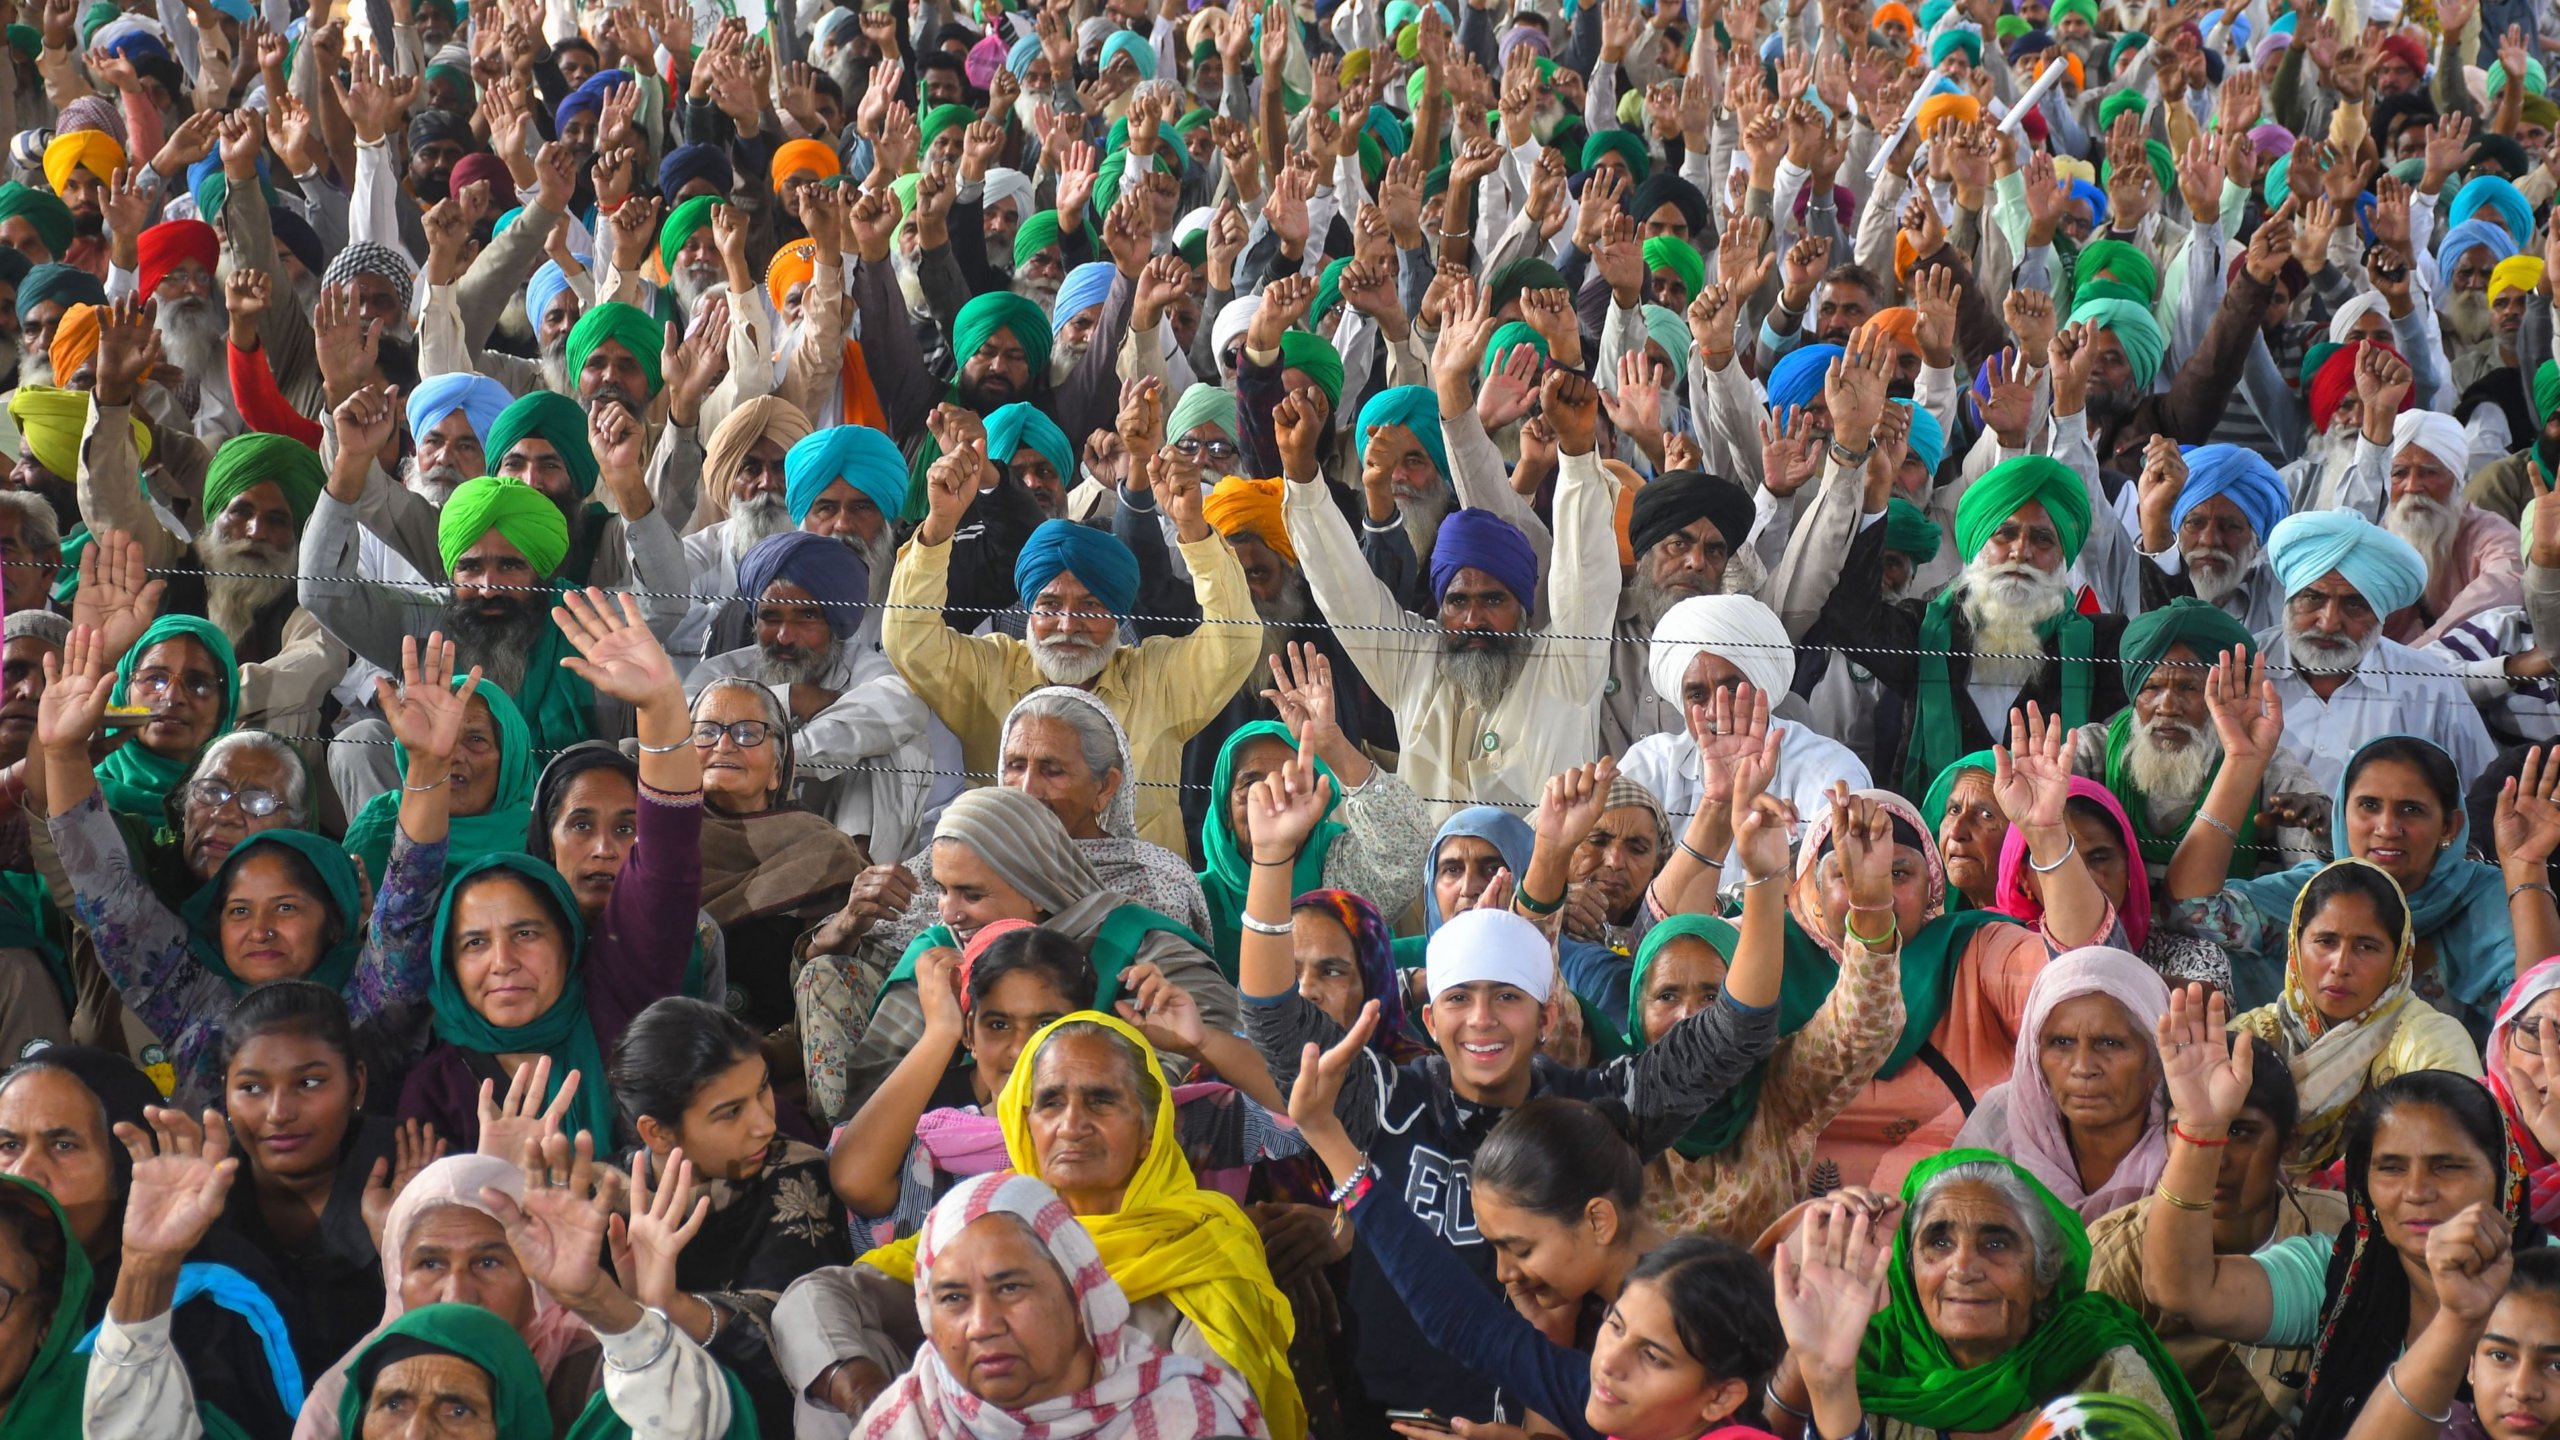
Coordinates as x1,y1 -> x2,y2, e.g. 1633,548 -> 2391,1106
129,670 -> 224,702
2520,1015 -> 2547,1054
691,720 -> 775,749
1028,599 -> 1116,621
0,1279 -> 20,1325
1171,437 -> 1240,463
185,781 -> 286,818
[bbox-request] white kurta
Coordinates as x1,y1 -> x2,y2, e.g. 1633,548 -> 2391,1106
2254,632 -> 2498,792
1619,718 -> 1873,866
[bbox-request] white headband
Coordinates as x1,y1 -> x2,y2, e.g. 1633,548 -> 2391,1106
1425,908 -> 1554,1004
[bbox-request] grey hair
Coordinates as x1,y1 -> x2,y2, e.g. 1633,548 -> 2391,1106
691,677 -> 797,797
0,490 -> 60,553
191,731 -> 310,825
1031,1019 -> 1161,1133
1001,687 -> 1135,836
1912,1160 -> 2067,1298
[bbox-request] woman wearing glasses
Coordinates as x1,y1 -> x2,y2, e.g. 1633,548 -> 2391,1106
340,671 -> 537,890
2489,959 -> 2560,1225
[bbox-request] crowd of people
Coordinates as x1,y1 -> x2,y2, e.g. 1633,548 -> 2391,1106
4,0 -> 2560,1432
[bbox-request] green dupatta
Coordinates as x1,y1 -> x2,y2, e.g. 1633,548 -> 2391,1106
0,1175 -> 89,1440
1198,721 -> 1343,976
426,854 -> 615,1143
514,580 -> 602,757
1781,909 -> 2008,1080
178,830 -> 367,993
344,678 -> 537,888
1860,1149 -> 2209,1440
2101,708 -> 2258,875
1625,915 -> 1750,1157
96,615 -> 239,824
1905,590 -> 2093,799
0,871 -> 69,1014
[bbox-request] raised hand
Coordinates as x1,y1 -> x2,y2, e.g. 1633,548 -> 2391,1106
1830,785 -> 1899,919
361,1119 -> 447,1252
476,1057 -> 585,1159
2494,746 -> 2560,866
1262,642 -> 1344,752
552,588 -> 682,714
116,1106 -> 238,1260
1115,961 -> 1209,1055
2155,982 -> 2253,1132
481,1128 -> 617,1308
1774,1198 -> 1894,1395
1759,407 -> 1821,498
1533,758 -> 1621,851
614,1146 -> 708,1310
1991,702 -> 2072,830
2429,1202 -> 2516,1325
2202,646 -> 2283,768
373,632 -> 481,764
68,527 -> 164,663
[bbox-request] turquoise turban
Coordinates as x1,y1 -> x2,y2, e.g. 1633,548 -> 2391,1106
1930,27 -> 1983,65
2450,173 -> 2536,250
2266,509 -> 2428,615
1098,29 -> 1156,79
1899,398 -> 1946,475
1357,385 -> 1449,482
1955,455 -> 2091,563
986,402 -> 1076,481
1015,518 -> 1139,616
1639,304 -> 1689,386
1053,261 -> 1119,329
785,425 -> 908,525
2067,297 -> 2166,390
2175,443 -> 2288,542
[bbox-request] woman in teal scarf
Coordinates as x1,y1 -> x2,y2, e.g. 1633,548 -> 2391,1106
1768,1148 -> 2208,1440
0,1173 -> 95,1439
1921,749 -> 2004,911
343,676 -> 537,887
95,613 -> 238,825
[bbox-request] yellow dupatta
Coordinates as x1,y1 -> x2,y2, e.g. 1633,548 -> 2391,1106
857,1011 -> 1306,1440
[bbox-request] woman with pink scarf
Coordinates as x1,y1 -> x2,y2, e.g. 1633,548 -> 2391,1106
2488,957 -> 2560,1225
1953,947 -> 2174,1219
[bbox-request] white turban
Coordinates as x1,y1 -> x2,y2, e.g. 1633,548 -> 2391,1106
2327,291 -> 2392,343
2391,409 -> 2467,479
982,167 -> 1035,220
1425,908 -> 1554,1003
1647,595 -> 1796,710
1211,296 -> 1262,379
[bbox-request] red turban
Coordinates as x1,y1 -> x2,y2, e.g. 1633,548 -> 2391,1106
135,219 -> 216,299
448,151 -> 514,203
2309,341 -> 2416,433
2379,32 -> 2428,80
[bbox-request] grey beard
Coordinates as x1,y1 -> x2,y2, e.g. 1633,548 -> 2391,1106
444,602 -> 547,692
2386,492 -> 2460,570
1031,630 -> 1120,685
2446,290 -> 2497,352
2185,539 -> 2259,607
588,383 -> 648,417
1399,485 -> 1454,568
727,493 -> 794,567
1626,569 -> 1707,634
197,532 -> 294,638
1444,631 -> 1531,712
892,250 -> 927,312
672,267 -> 722,316
1250,576 -> 1311,694
293,274 -> 322,315
1049,337 -> 1088,386
2125,710 -> 2221,824
540,338 -> 572,395
1016,274 -> 1060,316
19,350 -> 49,387
2286,618 -> 2381,676
756,635 -> 844,686
1959,559 -> 2071,692
853,527 -> 897,604
404,457 -> 467,506
159,296 -> 228,401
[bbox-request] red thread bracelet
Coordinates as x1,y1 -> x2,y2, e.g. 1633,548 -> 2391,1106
2172,1122 -> 2230,1147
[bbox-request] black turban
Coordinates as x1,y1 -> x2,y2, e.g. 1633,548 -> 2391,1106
1629,470 -> 1756,562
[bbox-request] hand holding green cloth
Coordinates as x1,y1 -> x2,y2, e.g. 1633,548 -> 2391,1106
97,615 -> 238,821
203,432 -> 324,529
565,301 -> 665,397
1277,330 -> 1344,407
1199,722 -> 1344,971
485,391 -> 599,500
439,475 -> 571,576
1861,1149 -> 2210,1440
179,830 -> 367,993
657,193 -> 726,273
426,853 -> 616,1142
343,676 -> 535,891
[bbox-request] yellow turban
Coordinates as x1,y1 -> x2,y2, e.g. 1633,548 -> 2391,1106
41,128 -> 122,195
2492,254 -> 2548,302
7,384 -> 148,481
2053,156 -> 2098,183
1202,476 -> 1295,566
1339,46 -> 1372,83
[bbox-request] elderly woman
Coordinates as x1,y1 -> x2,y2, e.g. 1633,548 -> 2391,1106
1923,750 -> 2006,912
1953,948 -> 2173,1219
852,1170 -> 1270,1440
778,1013 -> 1304,1440
2489,959 -> 2560,1224
0,1176 -> 90,1435
799,785 -> 1240,1123
1992,776 -> 2235,994
1769,1149 -> 2209,1440
342,675 -> 537,886
1389,804 -> 1537,969
38,631 -> 469,1105
92,611 -> 238,826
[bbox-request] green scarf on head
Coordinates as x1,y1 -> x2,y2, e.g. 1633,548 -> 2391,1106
1905,590 -> 2093,800
0,1175 -> 90,1440
337,1305 -> 552,1440
343,677 -> 537,889
1624,915 -> 1765,1157
1199,722 -> 1343,974
1918,750 -> 1998,911
1861,1149 -> 2210,1440
179,831 -> 367,994
426,854 -> 615,1144
0,871 -> 67,1014
1781,910 -> 2008,1080
97,615 -> 239,824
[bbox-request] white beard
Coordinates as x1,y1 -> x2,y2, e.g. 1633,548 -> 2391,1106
2185,537 -> 2260,608
672,265 -> 723,316
2308,422 -> 2363,505
197,531 -> 296,638
19,349 -> 50,388
1958,558 -> 2071,691
1016,274 -> 1060,316
159,295 -> 230,405
726,492 -> 794,567
404,457 -> 467,506
1398,484 -> 1453,567
892,250 -> 928,312
2286,616 -> 2381,676
853,527 -> 896,604
1049,336 -> 1088,385
1031,630 -> 1120,685
539,336 -> 573,396
1625,568 -> 1706,634
2386,492 -> 2460,570
2446,290 -> 2498,353
2125,709 -> 2221,825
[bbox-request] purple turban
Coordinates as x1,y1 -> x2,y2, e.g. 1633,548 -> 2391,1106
1430,508 -> 1540,611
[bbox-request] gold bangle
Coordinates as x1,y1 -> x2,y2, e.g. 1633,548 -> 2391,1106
2156,1185 -> 2211,1212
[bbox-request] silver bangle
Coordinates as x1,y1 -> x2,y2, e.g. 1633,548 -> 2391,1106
1676,836 -> 1720,867
634,734 -> 692,754
1740,866 -> 1786,888
1239,911 -> 1293,936
2196,810 -> 2239,841
400,774 -> 447,792
2025,832 -> 2079,874
2385,1363 -> 2451,1426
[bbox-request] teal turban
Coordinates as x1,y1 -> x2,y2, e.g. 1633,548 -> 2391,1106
953,292 -> 1054,381
1166,383 -> 1240,444
564,301 -> 664,396
2068,297 -> 2166,389
1098,29 -> 1156,79
1639,304 -> 1690,385
1357,385 -> 1449,481
2266,509 -> 2428,615
1929,27 -> 1982,65
1015,518 -> 1139,616
1278,331 -> 1344,407
1954,455 -> 2091,563
1581,127 -> 1652,181
0,184 -> 69,260
1013,209 -> 1062,268
1642,235 -> 1706,300
440,476 -> 570,576
987,402 -> 1076,481
1488,256 -> 1569,314
203,433 -> 323,529
13,262 -> 98,323
1481,319 -> 1550,378
2120,596 -> 2256,696
785,425 -> 908,525
1884,496 -> 1942,562
486,391 -> 598,499
2450,173 -> 2537,249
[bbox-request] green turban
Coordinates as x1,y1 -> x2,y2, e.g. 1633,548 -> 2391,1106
658,194 -> 725,274
203,434 -> 323,529
1955,455 -> 2092,564
1488,256 -> 1569,314
2068,296 -> 2166,389
2050,0 -> 2097,23
424,61 -> 475,104
1481,319 -> 1549,378
2073,237 -> 2159,304
920,103 -> 979,153
954,292 -> 1054,380
2537,359 -> 2560,425
2099,140 -> 2174,201
1311,256 -> 1354,326
486,391 -> 599,499
1091,147 -> 1178,224
1884,496 -> 1942,562
1929,28 -> 1982,65
1166,383 -> 1240,444
1013,209 -> 1063,268
1581,127 -> 1652,182
1993,13 -> 2028,39
0,183 -> 70,261
1642,235 -> 1706,299
1278,330 -> 1344,407
2108,31 -> 2148,72
2097,89 -> 2147,132
2300,340 -> 2342,392
5,25 -> 37,59
2120,596 -> 2255,696
77,0 -> 115,44
564,301 -> 664,397
440,476 -> 570,577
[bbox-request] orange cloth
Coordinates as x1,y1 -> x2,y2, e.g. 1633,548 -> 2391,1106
49,302 -> 98,380
2036,49 -> 2086,88
764,238 -> 889,433
1204,476 -> 1296,566
770,138 -> 842,191
1913,92 -> 1982,134
1874,1 -> 1917,28
1865,306 -> 1922,349
1605,459 -> 1640,570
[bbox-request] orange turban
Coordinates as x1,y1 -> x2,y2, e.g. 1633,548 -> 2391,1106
767,238 -> 818,313
1203,476 -> 1296,567
1875,1 -> 1917,27
1913,93 -> 1983,134
49,302 -> 98,380
1865,306 -> 1922,349
771,138 -> 841,192
2035,50 -> 2086,88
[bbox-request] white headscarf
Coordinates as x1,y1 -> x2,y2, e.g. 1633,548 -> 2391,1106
1646,594 -> 1796,708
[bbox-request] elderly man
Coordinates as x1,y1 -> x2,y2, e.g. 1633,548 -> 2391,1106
14,262 -> 100,387
887,422 -> 1259,852
2136,441 -> 2292,633
0,492 -> 60,619
1624,594 -> 1870,856
676,397 -> 819,664
0,183 -> 71,269
2338,380 -> 2524,647
110,219 -> 233,441
688,530 -> 932,861
2260,508 -> 2496,789
1282,369 -> 1618,818
2285,340 -> 2411,512
1604,472 -> 1759,751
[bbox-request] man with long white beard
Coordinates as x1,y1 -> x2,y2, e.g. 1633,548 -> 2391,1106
2337,356 -> 2523,646
2434,216 -> 2512,399
1048,261 -> 1117,388
886,422 -> 1261,853
119,220 -> 235,441
167,434 -> 346,739
686,530 -> 932,860
674,396 -> 817,668
1603,470 -> 1758,752
2135,440 -> 2291,633
1280,368 -> 1619,820
1010,209 -> 1076,314
2258,507 -> 2497,790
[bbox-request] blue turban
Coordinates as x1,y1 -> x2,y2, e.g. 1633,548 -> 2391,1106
523,255 -> 588,330
1430,508 -> 1539,610
2435,217 -> 2521,294
987,402 -> 1075,482
1015,519 -> 1140,616
2450,173 -> 2535,249
737,530 -> 870,638
785,425 -> 908,525
2266,509 -> 2428,616
2175,443 -> 2289,542
555,69 -> 631,132
1099,30 -> 1156,80
405,373 -> 513,452
2067,178 -> 2108,230
1357,385 -> 1449,482
658,143 -> 732,199
1007,33 -> 1043,74
1899,398 -> 1945,476
1767,343 -> 1842,422
1053,262 -> 1118,332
